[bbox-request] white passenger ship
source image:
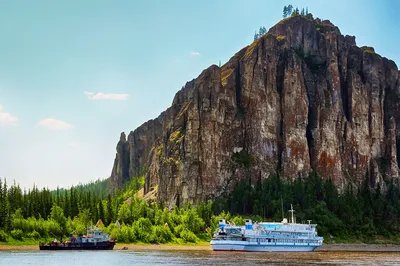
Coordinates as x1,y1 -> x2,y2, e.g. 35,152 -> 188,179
210,205 -> 323,252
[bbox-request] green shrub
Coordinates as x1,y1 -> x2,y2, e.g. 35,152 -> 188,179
173,224 -> 185,238
11,229 -> 23,240
231,150 -> 253,168
134,217 -> 152,241
152,225 -> 173,243
232,216 -> 245,225
34,218 -> 48,237
0,230 -> 8,242
45,219 -> 62,238
110,227 -> 120,240
119,225 -> 136,243
197,232 -> 212,241
180,229 -> 197,243
27,230 -> 40,239
182,209 -> 205,234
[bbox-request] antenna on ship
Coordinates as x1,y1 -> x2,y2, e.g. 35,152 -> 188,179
281,195 -> 284,221
289,204 -> 295,224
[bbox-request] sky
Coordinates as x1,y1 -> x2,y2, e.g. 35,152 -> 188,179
0,0 -> 399,190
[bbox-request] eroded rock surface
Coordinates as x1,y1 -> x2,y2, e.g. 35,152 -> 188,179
109,16 -> 400,207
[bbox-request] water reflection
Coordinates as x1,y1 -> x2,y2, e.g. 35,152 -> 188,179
0,250 -> 399,266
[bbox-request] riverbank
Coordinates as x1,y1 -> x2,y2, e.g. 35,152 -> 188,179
316,244 -> 400,252
0,242 -> 212,251
1,242 -> 400,252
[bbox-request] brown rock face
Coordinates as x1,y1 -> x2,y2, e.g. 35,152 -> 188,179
109,15 -> 400,207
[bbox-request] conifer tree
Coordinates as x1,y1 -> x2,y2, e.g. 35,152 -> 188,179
283,6 -> 288,18
0,178 -> 4,228
106,194 -> 113,226
70,187 -> 79,218
254,31 -> 259,41
287,5 -> 293,16
0,179 -> 10,229
63,190 -> 70,218
259,26 -> 267,36
98,199 -> 105,223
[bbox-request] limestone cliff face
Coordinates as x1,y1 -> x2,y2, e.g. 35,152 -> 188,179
109,16 -> 400,207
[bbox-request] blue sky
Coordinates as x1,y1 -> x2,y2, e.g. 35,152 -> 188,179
0,0 -> 398,189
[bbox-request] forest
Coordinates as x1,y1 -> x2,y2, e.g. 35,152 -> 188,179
0,172 -> 400,244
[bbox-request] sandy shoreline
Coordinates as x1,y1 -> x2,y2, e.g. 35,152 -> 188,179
1,243 -> 400,252
0,243 -> 212,251
316,244 -> 400,252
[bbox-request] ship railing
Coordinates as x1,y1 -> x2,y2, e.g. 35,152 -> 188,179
251,230 -> 317,237
256,228 -> 316,234
246,235 -> 321,241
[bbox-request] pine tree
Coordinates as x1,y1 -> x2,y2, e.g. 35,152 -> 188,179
0,178 -> 4,228
259,26 -> 267,36
91,193 -> 98,221
287,5 -> 293,16
254,31 -> 259,41
0,179 -> 10,229
63,190 -> 70,218
56,186 -> 61,207
70,187 -> 79,218
301,8 -> 305,16
98,199 -> 105,224
283,6 -> 288,18
106,194 -> 113,226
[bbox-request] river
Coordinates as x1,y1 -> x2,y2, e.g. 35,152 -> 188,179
0,250 -> 399,265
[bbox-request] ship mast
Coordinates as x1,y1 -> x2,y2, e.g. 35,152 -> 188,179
289,204 -> 295,224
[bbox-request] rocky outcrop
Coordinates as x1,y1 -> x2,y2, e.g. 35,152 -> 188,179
109,15 -> 400,207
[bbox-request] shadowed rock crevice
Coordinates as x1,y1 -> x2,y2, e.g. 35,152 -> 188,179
397,137 -> 400,168
276,51 -> 287,173
235,61 -> 244,116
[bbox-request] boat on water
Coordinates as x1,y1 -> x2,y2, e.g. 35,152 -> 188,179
210,205 -> 323,252
39,226 -> 116,250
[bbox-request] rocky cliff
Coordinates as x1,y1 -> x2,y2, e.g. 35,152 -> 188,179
109,15 -> 400,207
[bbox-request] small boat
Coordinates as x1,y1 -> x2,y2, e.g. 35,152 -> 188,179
210,205 -> 323,252
39,226 -> 116,250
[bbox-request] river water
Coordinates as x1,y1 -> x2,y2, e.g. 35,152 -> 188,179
1,250 -> 400,266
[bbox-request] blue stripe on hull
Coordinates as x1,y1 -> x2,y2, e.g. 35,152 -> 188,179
211,244 -> 317,252
210,241 -> 320,252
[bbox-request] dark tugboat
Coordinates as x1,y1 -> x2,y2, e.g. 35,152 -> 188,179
39,226 -> 116,250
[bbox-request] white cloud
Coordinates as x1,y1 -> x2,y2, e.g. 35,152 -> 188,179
37,118 -> 73,130
67,141 -> 79,148
191,51 -> 201,56
84,91 -> 129,100
0,105 -> 18,126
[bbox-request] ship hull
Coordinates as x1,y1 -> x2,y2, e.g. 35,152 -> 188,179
39,242 -> 116,250
211,240 -> 319,252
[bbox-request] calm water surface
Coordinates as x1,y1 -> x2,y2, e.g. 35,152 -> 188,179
1,250 -> 400,266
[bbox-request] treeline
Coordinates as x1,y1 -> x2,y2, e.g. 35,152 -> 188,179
213,172 -> 400,242
1,172 -> 400,244
253,5 -> 313,41
0,177 -> 221,244
0,179 -> 109,227
52,178 -> 109,199
282,5 -> 310,19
